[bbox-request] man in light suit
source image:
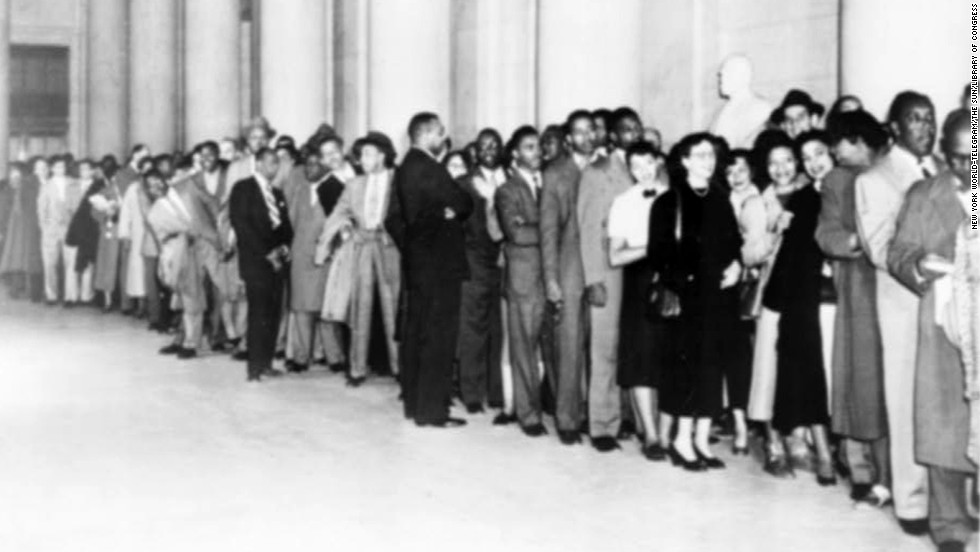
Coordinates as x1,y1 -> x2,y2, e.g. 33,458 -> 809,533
385,112 -> 473,428
540,110 -> 599,445
457,128 -> 506,414
116,145 -> 151,314
320,135 -> 401,384
496,126 -> 547,437
229,148 -> 293,382
38,155 -> 84,305
287,139 -> 346,376
888,110 -> 975,552
577,107 -> 643,452
855,91 -> 943,536
152,165 -> 222,360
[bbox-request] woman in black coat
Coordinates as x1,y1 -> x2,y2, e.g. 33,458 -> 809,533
647,132 -> 744,471
760,134 -> 835,484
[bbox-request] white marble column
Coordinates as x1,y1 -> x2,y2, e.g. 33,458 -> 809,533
87,0 -> 128,157
368,0 -> 452,151
841,0 -> 969,122
451,0 -> 537,142
0,0 -> 8,173
536,0 -> 643,126
259,0 -> 330,141
184,0 -> 241,145
129,0 -> 178,151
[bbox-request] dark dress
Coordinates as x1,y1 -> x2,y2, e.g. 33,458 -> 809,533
763,184 -> 829,433
617,202 -> 673,389
0,176 -> 43,277
647,184 -> 743,418
65,179 -> 106,274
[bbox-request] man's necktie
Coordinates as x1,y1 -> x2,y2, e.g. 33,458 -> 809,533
642,189 -> 658,198
260,183 -> 281,228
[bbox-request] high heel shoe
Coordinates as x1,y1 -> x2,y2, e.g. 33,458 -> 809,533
668,445 -> 706,472
815,459 -> 837,486
694,446 -> 726,469
732,441 -> 750,455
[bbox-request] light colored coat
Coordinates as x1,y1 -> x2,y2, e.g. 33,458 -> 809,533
117,183 -> 148,297
289,180 -> 331,312
37,177 -> 83,244
855,145 -> 944,519
887,171 -> 972,473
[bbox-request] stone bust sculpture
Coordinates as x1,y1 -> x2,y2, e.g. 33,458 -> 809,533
709,54 -> 772,148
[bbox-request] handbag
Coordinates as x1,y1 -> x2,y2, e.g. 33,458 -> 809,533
646,190 -> 683,320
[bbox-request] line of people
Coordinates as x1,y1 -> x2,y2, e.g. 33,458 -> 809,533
0,87 -> 977,552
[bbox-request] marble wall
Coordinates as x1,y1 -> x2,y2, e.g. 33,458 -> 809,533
5,0 -> 968,159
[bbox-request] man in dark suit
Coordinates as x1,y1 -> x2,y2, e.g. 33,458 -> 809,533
385,112 -> 474,428
496,126 -> 547,437
229,148 -> 294,382
457,128 -> 506,415
540,110 -> 599,445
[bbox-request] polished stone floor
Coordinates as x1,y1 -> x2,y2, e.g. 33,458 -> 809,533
0,297 -> 972,552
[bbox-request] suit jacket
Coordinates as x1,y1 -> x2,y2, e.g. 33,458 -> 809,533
458,172 -> 503,283
289,178 -> 332,311
578,152 -> 632,288
384,148 -> 474,286
172,176 -> 221,248
888,171 -> 972,471
540,155 -> 585,295
37,177 -> 84,240
190,168 -> 229,208
496,170 -> 543,300
321,171 -> 395,250
229,177 -> 293,282
115,165 -> 141,196
855,146 -> 945,271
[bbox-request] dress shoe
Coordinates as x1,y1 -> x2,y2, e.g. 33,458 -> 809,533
346,375 -> 366,388
642,443 -> 667,461
416,417 -> 467,428
853,484 -> 891,509
937,541 -> 965,552
591,436 -> 621,453
159,343 -> 182,355
312,357 -> 327,366
897,517 -> 929,536
492,413 -> 517,426
694,446 -> 726,469
668,445 -> 706,472
176,347 -> 197,359
232,351 -> 249,362
465,403 -> 485,414
225,337 -> 242,350
328,362 -> 347,373
246,374 -> 261,383
260,369 -> 283,379
849,483 -> 872,501
521,423 -> 548,437
285,360 -> 308,373
558,430 -> 582,445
